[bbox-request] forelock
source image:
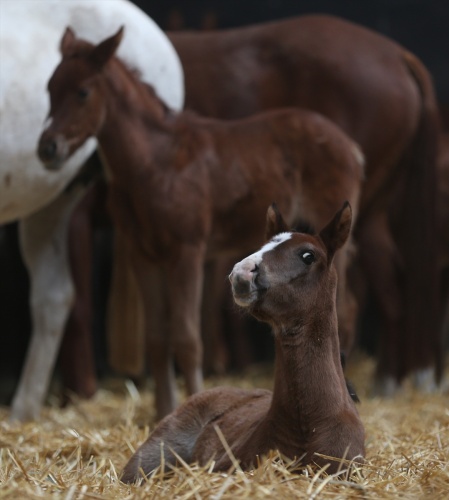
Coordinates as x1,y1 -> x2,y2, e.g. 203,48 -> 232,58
293,220 -> 316,235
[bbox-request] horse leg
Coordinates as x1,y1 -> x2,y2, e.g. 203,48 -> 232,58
107,230 -> 145,379
334,239 -> 358,358
357,211 -> 404,395
58,183 -> 98,402
201,259 -> 230,375
166,245 -> 204,399
10,185 -> 85,421
129,251 -> 178,420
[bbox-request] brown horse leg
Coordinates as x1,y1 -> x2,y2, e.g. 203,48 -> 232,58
201,259 -> 230,375
334,240 -> 358,358
107,232 -> 145,379
166,245 -> 205,398
130,252 -> 177,420
59,184 -> 97,401
357,211 -> 404,395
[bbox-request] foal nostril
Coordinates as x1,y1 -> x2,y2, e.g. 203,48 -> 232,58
233,275 -> 251,296
252,264 -> 259,273
38,139 -> 57,161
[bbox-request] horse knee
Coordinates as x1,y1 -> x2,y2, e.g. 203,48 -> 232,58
173,329 -> 203,369
168,317 -> 203,396
31,281 -> 75,337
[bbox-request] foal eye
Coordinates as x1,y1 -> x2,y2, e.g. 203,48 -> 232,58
300,251 -> 315,265
77,87 -> 89,100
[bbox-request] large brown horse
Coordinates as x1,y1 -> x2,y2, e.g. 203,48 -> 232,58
438,132 -> 449,349
37,27 -> 363,419
167,14 -> 442,391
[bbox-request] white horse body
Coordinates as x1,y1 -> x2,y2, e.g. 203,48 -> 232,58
0,0 -> 184,420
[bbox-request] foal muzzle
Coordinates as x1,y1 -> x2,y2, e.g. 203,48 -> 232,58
229,261 -> 265,307
37,132 -> 70,171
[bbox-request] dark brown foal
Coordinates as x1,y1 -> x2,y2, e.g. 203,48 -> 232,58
121,202 -> 365,482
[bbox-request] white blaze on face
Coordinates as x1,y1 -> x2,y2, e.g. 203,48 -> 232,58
43,116 -> 53,130
231,232 -> 293,279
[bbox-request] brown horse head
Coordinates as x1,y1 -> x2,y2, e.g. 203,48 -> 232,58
37,27 -> 124,170
229,202 -> 352,327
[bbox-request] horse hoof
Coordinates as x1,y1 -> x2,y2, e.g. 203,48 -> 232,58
411,368 -> 438,393
370,375 -> 401,398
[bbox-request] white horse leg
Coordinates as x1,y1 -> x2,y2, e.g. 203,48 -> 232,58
10,185 -> 86,421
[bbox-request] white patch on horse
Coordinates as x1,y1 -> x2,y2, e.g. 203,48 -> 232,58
43,116 -> 53,129
232,232 -> 292,275
256,232 -> 293,261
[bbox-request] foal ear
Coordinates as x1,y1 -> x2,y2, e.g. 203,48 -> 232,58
60,27 -> 77,56
265,203 -> 290,240
319,202 -> 352,263
89,26 -> 124,68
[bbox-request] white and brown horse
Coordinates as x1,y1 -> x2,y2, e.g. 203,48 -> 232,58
1,0 -> 184,421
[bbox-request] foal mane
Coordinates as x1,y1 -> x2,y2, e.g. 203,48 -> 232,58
292,219 -> 316,236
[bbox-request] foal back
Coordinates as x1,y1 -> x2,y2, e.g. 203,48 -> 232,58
197,108 -> 363,257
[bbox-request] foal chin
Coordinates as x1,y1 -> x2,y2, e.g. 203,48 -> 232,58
38,122 -> 97,172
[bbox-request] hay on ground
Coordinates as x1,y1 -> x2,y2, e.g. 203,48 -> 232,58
0,354 -> 448,499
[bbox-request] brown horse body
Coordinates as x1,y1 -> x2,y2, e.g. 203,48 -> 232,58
38,28 -> 363,419
438,132 -> 449,348
121,203 -> 365,482
169,14 -> 441,389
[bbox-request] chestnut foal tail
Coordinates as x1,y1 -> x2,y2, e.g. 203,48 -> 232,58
121,202 -> 365,482
38,28 -> 363,420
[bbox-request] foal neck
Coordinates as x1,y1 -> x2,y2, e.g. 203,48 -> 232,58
103,59 -> 170,132
268,287 -> 349,429
97,59 -> 175,178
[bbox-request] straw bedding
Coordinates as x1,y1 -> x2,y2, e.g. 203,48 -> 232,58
1,354 -> 448,499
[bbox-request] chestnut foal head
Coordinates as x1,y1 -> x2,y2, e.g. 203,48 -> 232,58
38,27 -> 124,170
230,201 -> 352,329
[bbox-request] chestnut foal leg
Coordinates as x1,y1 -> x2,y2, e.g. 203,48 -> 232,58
59,184 -> 98,402
201,259 -> 230,375
165,244 -> 205,400
130,252 -> 177,420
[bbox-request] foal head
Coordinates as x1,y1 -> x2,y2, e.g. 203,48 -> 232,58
229,202 -> 352,328
38,27 -> 124,170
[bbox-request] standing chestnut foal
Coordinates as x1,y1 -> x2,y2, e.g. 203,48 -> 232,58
38,28 -> 363,420
121,202 -> 365,482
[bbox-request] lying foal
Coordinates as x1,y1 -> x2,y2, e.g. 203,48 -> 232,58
121,203 -> 365,482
